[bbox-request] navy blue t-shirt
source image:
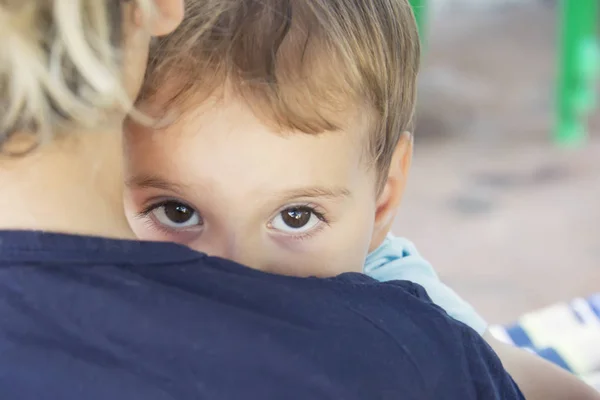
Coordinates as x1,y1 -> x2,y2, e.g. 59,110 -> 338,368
0,231 -> 523,399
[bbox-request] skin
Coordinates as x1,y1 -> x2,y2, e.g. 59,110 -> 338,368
124,86 -> 600,400
484,333 -> 600,400
124,92 -> 409,276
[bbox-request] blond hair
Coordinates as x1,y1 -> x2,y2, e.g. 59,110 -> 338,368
140,0 -> 420,188
0,0 -> 154,152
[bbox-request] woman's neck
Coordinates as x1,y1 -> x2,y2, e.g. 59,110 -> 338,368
0,131 -> 134,239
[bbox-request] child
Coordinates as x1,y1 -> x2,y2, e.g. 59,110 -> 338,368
123,0 -> 598,398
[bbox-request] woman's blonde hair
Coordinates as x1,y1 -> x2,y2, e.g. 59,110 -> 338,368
0,0 -> 154,151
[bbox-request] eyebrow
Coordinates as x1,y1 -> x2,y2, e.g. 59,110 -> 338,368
127,175 -> 351,201
125,174 -> 190,196
275,186 -> 352,202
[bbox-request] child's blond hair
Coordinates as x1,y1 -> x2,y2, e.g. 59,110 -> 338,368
140,0 -> 420,189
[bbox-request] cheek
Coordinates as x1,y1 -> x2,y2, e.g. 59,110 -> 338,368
332,212 -> 375,274
266,239 -> 369,277
327,199 -> 377,275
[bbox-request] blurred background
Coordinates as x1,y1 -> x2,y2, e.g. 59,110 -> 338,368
392,0 -> 600,325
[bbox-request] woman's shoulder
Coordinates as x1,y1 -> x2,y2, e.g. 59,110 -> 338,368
0,230 -> 522,400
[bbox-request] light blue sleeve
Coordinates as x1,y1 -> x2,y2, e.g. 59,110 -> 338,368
364,234 -> 488,335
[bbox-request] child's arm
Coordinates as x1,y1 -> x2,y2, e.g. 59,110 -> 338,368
483,331 -> 600,400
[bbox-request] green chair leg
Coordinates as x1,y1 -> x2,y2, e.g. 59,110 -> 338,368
556,0 -> 599,146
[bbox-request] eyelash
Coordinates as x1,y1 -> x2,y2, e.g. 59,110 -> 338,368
293,204 -> 328,222
273,203 -> 331,241
288,224 -> 326,241
136,199 -> 201,232
136,200 -> 332,240
137,199 -> 188,218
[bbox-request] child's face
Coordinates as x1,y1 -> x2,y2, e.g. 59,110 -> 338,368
124,96 -> 381,277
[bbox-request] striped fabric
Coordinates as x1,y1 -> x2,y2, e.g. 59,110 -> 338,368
489,293 -> 600,391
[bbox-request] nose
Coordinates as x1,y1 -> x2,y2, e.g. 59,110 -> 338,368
206,232 -> 262,271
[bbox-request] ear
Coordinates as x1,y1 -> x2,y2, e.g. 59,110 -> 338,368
134,0 -> 185,36
369,132 -> 413,251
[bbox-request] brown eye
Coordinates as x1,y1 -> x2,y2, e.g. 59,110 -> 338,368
151,201 -> 201,228
270,207 -> 321,233
281,208 -> 312,228
164,203 -> 194,223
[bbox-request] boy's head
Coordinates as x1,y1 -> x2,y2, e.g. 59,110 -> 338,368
124,0 -> 420,277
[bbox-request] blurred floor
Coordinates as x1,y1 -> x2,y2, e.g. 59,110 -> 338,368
392,1 -> 600,324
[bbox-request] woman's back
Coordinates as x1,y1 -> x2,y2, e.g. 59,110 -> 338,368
0,230 -> 523,399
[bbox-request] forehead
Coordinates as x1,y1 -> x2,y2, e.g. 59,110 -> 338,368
126,96 -> 375,195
